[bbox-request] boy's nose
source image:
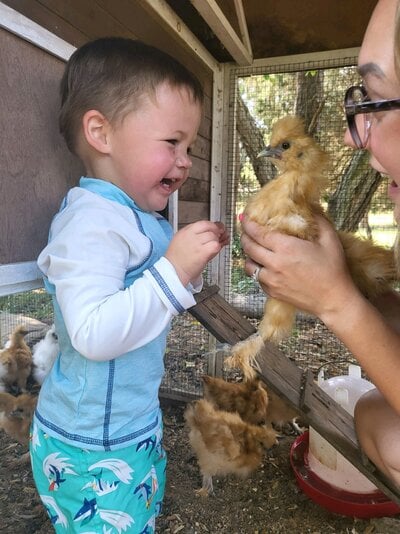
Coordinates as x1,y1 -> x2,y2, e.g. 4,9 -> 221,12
176,153 -> 192,168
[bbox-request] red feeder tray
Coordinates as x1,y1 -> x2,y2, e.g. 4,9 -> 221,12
290,431 -> 400,518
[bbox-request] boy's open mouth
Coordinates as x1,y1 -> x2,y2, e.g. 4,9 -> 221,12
161,178 -> 177,187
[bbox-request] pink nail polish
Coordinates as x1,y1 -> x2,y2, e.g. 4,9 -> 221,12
238,213 -> 244,222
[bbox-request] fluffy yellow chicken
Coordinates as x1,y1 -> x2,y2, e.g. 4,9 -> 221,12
184,399 -> 278,496
0,391 -> 37,446
227,115 -> 396,379
0,325 -> 32,393
202,375 -> 269,425
202,375 -> 302,432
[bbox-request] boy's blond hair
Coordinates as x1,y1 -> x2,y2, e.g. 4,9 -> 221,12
59,37 -> 204,155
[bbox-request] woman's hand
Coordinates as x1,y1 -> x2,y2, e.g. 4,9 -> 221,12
240,216 -> 357,319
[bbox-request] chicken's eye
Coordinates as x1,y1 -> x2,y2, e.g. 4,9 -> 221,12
281,141 -> 291,150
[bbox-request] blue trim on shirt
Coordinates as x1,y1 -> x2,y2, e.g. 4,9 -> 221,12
103,360 -> 116,451
34,410 -> 160,448
149,266 -> 186,313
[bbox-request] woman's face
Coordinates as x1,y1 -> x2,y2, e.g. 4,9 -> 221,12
344,0 -> 400,218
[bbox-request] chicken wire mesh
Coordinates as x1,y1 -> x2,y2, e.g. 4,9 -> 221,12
1,54 -> 397,401
221,55 -> 397,381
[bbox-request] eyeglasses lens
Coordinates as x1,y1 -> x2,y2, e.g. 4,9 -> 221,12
347,86 -> 370,149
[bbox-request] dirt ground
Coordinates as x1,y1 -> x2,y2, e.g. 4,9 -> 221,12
2,400 -> 400,534
2,313 -> 400,533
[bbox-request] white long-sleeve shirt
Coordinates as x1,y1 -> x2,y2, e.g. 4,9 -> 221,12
34,178 -> 202,450
38,181 -> 200,361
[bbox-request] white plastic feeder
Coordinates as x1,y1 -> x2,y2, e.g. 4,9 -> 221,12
308,363 -> 377,493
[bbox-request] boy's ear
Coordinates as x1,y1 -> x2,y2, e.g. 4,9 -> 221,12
82,110 -> 111,154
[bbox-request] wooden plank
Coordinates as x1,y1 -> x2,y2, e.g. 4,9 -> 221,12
179,178 -> 210,203
191,134 -> 211,161
254,341 -> 304,409
0,262 -> 43,297
188,156 -> 210,181
193,284 -> 220,304
1,0 -> 88,48
233,0 -> 252,56
178,201 -> 209,225
0,2 -> 76,59
139,0 -> 219,72
189,288 -> 256,345
190,0 -> 252,65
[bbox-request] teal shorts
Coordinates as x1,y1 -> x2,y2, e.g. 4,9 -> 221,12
29,422 -> 167,533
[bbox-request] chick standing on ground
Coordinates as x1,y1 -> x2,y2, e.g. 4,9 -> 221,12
184,398 -> 278,496
202,375 -> 269,425
0,325 -> 32,392
261,384 -> 302,433
226,115 -> 396,379
0,391 -> 37,446
32,324 -> 59,385
202,374 -> 302,432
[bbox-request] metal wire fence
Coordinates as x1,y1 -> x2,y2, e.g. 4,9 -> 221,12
1,53 -> 396,400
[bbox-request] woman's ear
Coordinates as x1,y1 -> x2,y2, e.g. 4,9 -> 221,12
82,110 -> 111,154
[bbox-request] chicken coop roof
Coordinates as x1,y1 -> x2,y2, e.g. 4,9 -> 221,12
166,0 -> 378,65
3,0 -> 378,68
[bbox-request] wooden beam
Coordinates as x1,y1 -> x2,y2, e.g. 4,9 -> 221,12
251,47 -> 360,71
0,262 -> 43,296
0,2 -> 75,60
189,286 -> 256,344
233,0 -> 252,57
138,0 -> 219,72
190,0 -> 253,66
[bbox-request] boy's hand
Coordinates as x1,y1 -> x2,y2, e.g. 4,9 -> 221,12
165,221 -> 229,286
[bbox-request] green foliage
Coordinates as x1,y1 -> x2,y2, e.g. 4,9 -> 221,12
231,264 -> 257,294
0,289 -> 53,322
231,232 -> 243,259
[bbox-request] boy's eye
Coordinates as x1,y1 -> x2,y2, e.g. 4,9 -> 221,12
166,139 -> 178,146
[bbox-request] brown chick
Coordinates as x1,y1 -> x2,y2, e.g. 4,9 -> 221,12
0,325 -> 32,392
260,383 -> 303,434
226,115 -> 396,379
184,399 -> 278,496
202,375 -> 269,425
0,391 -> 37,446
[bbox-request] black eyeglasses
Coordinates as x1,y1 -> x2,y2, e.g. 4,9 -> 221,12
344,85 -> 400,149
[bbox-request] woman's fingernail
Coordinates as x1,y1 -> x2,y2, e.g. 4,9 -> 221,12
238,213 -> 244,222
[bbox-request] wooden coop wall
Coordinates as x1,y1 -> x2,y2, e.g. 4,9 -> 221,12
0,3 -> 217,403
1,0 -> 214,249
0,28 -> 82,264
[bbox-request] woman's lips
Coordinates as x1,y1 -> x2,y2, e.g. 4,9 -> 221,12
388,180 -> 400,200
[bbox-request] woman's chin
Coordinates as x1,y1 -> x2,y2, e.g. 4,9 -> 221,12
394,204 -> 400,226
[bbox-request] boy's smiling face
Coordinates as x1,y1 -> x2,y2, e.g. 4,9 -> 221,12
103,82 -> 202,212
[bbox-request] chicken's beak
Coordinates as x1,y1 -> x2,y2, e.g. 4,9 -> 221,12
257,146 -> 282,159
